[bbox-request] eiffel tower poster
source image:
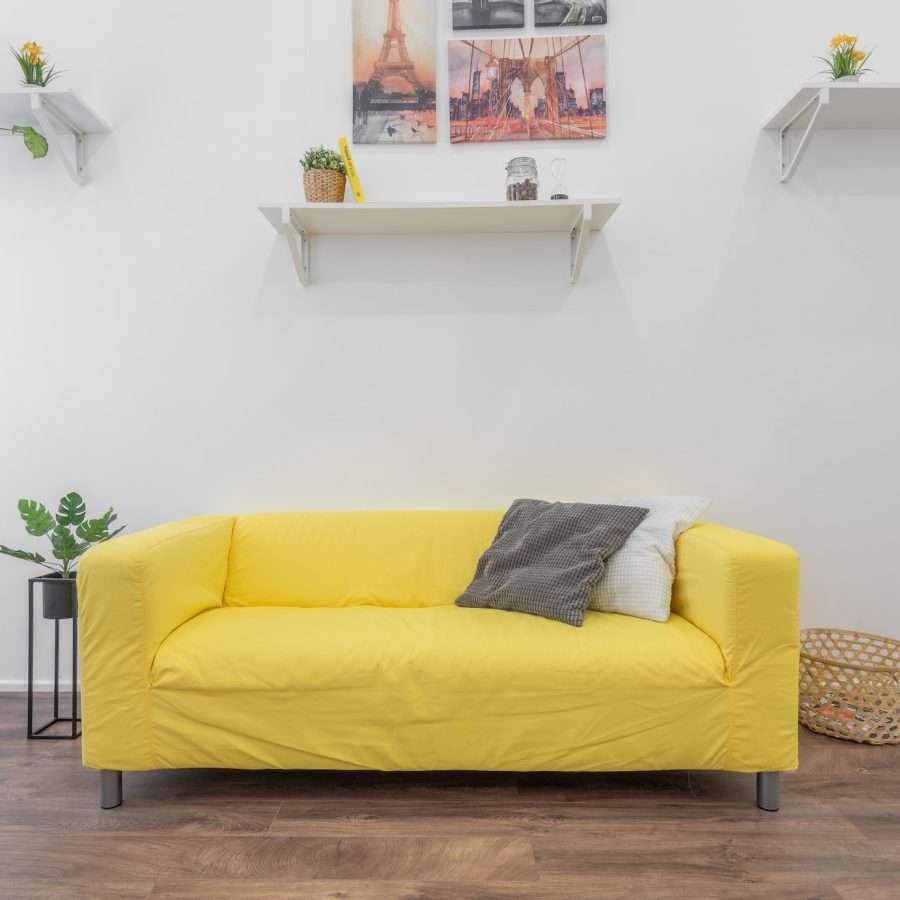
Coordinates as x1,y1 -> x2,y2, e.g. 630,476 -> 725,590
353,0 -> 436,144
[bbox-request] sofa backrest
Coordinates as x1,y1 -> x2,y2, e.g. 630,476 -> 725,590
224,510 -> 503,608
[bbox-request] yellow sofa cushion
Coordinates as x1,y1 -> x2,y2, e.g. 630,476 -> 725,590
224,510 -> 503,609
150,605 -> 728,772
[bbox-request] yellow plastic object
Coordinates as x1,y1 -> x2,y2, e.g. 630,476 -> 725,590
78,514 -> 799,775
339,137 -> 364,203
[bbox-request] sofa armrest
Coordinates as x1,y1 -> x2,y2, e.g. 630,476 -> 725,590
672,523 -> 800,772
77,516 -> 234,770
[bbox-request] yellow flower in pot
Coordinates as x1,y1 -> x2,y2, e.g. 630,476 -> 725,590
818,33 -> 873,81
301,145 -> 347,203
11,40 -> 61,86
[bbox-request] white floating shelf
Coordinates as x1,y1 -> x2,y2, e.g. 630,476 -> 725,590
0,89 -> 110,184
763,82 -> 900,181
258,199 -> 620,286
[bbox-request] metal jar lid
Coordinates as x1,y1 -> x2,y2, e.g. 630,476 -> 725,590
506,156 -> 537,174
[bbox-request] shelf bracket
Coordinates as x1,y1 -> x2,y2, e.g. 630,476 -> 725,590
29,92 -> 89,185
569,203 -> 592,284
779,87 -> 828,183
281,208 -> 310,286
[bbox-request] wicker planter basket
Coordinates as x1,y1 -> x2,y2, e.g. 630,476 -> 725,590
303,169 -> 346,203
799,628 -> 900,745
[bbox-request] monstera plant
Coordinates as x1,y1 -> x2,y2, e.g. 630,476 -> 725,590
1,492 -> 125,578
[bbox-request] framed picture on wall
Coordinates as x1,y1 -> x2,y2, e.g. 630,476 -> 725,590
534,1 -> 608,27
452,1 -> 525,30
352,0 -> 437,143
448,35 -> 607,143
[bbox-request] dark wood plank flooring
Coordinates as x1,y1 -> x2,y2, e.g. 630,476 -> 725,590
1,693 -> 897,899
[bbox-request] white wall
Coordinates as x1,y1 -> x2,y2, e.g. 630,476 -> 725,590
2,0 -> 899,686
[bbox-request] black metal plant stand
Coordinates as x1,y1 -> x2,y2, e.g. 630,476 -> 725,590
27,575 -> 81,739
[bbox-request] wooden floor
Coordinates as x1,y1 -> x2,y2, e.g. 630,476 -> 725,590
1,694 -> 897,899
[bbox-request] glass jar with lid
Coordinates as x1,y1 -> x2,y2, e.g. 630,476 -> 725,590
506,156 -> 539,201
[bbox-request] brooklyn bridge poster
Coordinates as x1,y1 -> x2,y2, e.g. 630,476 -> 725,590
353,0 -> 437,144
448,36 -> 607,143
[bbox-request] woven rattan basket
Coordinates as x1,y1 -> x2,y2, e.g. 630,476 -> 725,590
303,169 -> 346,203
799,628 -> 900,745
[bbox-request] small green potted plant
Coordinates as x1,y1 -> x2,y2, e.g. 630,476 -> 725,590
1,493 -> 125,619
11,40 -> 61,87
818,34 -> 873,82
301,145 -> 346,203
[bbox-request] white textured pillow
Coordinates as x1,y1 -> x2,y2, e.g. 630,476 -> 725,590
587,496 -> 711,622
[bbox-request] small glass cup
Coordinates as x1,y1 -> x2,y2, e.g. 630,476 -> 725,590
550,157 -> 569,200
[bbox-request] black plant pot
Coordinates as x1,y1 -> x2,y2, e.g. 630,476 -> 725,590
41,575 -> 77,620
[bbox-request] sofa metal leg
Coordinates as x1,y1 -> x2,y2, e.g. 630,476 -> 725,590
756,772 -> 780,811
100,770 -> 123,809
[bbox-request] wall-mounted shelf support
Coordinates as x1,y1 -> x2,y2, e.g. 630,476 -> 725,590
569,203 -> 592,285
763,82 -> 900,182
29,92 -> 88,185
281,208 -> 310,286
0,89 -> 110,185
777,88 -> 826,183
259,199 -> 620,289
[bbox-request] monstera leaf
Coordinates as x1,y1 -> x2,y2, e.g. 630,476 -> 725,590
50,525 -> 81,562
75,518 -> 106,542
76,508 -> 117,542
11,125 -> 48,159
17,499 -> 55,536
0,545 -> 48,565
56,492 -> 86,526
75,507 -> 125,544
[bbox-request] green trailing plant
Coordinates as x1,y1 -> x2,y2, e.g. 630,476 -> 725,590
817,34 -> 874,80
11,41 -> 61,86
0,125 -> 48,159
300,145 -> 346,174
1,492 -> 126,577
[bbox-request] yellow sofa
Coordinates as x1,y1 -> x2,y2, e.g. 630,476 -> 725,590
77,511 -> 799,811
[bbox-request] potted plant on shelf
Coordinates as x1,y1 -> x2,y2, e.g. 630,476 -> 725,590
1,493 -> 125,619
2,42 -> 56,163
818,34 -> 873,82
11,41 -> 61,87
301,145 -> 347,203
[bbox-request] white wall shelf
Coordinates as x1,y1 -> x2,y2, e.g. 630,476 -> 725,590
258,199 -> 620,287
0,89 -> 110,185
763,82 -> 900,182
